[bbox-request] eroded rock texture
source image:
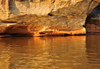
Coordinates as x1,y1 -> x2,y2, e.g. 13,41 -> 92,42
0,0 -> 100,37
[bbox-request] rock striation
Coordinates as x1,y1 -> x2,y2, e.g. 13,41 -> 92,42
0,0 -> 100,37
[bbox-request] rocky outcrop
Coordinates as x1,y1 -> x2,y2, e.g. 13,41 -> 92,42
85,3 -> 100,33
0,0 -> 100,37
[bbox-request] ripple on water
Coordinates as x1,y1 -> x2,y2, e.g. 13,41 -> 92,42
0,36 -> 100,69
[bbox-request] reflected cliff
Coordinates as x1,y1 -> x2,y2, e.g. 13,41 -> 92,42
86,35 -> 100,69
0,36 -> 100,69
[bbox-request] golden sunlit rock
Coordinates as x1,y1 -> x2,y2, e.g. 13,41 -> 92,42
0,0 -> 100,37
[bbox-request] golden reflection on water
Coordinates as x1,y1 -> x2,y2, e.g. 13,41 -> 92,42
86,35 -> 100,69
0,36 -> 99,69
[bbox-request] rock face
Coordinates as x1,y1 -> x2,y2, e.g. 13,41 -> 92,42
0,0 -> 100,37
85,3 -> 100,33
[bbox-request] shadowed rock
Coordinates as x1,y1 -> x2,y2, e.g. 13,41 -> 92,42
85,4 -> 100,33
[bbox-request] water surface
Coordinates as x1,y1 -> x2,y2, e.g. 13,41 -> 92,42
0,35 -> 100,69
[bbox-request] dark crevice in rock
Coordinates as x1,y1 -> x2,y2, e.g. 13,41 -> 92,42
63,34 -> 69,36
51,0 -> 55,3
39,32 -> 45,34
0,33 -> 8,35
74,34 -> 86,36
48,13 -> 54,16
83,25 -> 85,27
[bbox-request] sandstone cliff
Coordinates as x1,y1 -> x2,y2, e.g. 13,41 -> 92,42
0,0 -> 100,37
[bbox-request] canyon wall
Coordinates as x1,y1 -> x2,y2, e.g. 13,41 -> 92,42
0,0 -> 100,37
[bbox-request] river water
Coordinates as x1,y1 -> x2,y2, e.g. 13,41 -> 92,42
0,35 -> 100,69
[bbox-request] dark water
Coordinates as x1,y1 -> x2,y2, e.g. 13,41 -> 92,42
0,35 -> 100,69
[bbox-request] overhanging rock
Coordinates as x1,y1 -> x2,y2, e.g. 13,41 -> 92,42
0,0 -> 100,37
